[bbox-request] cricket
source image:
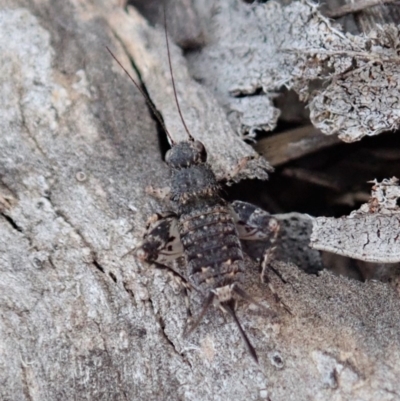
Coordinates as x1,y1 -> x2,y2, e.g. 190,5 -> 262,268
107,8 -> 281,363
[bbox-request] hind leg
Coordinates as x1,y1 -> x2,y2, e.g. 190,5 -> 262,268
230,201 -> 291,313
230,200 -> 280,243
134,213 -> 192,318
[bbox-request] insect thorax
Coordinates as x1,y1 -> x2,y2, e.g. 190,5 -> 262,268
171,164 -> 220,211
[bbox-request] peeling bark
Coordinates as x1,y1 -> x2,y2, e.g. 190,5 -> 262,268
311,178 -> 400,263
187,0 -> 400,142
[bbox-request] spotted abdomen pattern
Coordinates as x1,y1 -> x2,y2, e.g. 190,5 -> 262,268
179,204 -> 245,292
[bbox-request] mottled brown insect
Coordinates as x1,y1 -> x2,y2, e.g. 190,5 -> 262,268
107,10 -> 280,362
135,141 -> 280,362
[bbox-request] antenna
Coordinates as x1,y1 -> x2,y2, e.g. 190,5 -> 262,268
106,46 -> 175,145
163,4 -> 195,141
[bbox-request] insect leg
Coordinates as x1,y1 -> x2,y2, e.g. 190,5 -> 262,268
220,299 -> 258,363
211,285 -> 259,362
184,292 -> 215,337
152,260 -> 193,318
231,283 -> 277,317
145,185 -> 171,201
230,200 -> 280,242
230,201 -> 291,312
135,213 -> 183,264
230,200 -> 280,278
134,213 -> 192,316
261,252 -> 292,315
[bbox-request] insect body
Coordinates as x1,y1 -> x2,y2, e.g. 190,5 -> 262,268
134,138 -> 280,362
107,11 -> 280,362
166,141 -> 243,294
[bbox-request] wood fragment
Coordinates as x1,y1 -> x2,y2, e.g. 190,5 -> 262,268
282,167 -> 343,191
311,178 -> 400,262
255,125 -> 341,166
188,0 -> 400,142
325,0 -> 399,19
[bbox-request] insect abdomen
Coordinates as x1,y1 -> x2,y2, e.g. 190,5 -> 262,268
179,205 -> 245,292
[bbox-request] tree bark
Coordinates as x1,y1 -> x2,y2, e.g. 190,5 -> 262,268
1,1 -> 400,400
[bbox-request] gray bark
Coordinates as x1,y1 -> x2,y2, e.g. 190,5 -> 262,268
311,178 -> 400,263
187,0 -> 400,142
1,1 -> 400,401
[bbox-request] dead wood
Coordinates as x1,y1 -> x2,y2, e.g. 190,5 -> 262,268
311,178 -> 400,263
255,125 -> 341,166
1,1 -> 400,401
187,0 -> 400,142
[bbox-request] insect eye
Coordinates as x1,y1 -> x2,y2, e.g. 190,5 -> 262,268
165,148 -> 173,164
193,141 -> 207,162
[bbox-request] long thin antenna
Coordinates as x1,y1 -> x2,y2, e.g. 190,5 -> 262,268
163,4 -> 195,141
106,46 -> 175,145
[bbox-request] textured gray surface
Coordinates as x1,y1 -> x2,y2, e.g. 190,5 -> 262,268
311,178 -> 400,262
188,0 -> 400,142
1,1 -> 400,400
108,5 -> 271,182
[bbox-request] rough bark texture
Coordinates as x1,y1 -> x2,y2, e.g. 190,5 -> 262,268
311,178 -> 400,263
2,1 -> 400,401
187,0 -> 400,142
